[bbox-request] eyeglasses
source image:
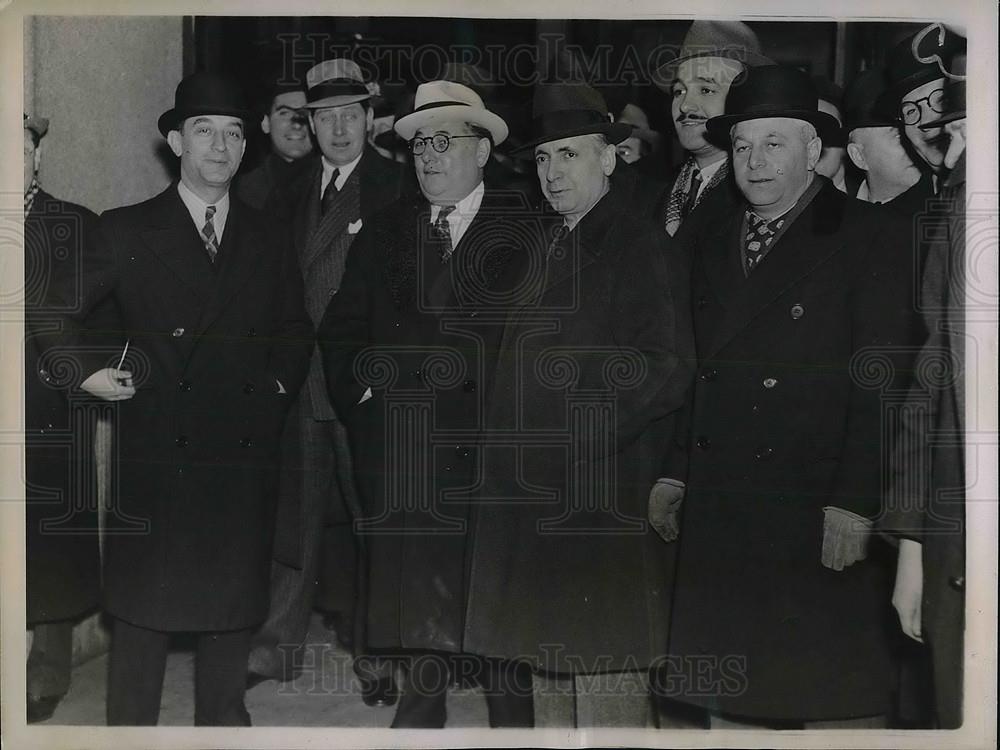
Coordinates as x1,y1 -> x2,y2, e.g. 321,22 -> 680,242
410,133 -> 479,156
900,88 -> 947,126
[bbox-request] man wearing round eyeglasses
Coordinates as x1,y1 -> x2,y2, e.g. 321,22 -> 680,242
877,27 -> 966,181
318,80 -> 536,728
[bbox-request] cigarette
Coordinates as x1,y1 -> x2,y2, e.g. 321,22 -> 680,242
115,340 -> 130,373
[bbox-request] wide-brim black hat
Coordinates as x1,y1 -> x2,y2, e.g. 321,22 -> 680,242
874,25 -> 966,123
919,52 -> 966,130
705,65 -> 842,145
515,82 -> 631,153
158,71 -> 253,137
843,67 -> 897,132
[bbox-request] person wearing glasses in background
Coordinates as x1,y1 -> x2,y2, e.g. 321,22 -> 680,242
317,80 -> 537,728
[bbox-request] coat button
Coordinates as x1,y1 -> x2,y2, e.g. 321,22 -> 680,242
175,436 -> 189,448
463,379 -> 477,393
948,575 -> 965,591
455,445 -> 471,459
790,304 -> 805,319
38,368 -> 50,382
697,295 -> 709,309
696,436 -> 711,450
414,369 -> 423,382
468,310 -> 478,318
178,380 -> 192,391
171,327 -> 185,337
240,438 -> 253,448
247,328 -> 256,337
699,368 -> 717,382
763,378 -> 778,389
243,382 -> 256,394
754,446 -> 774,460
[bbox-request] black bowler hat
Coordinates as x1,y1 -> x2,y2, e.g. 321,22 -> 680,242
705,65 -> 841,145
874,24 -> 966,122
158,71 -> 253,137
843,67 -> 897,133
516,82 -> 632,153
919,52 -> 966,129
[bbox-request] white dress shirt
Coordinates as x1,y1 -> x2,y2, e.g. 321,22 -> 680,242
177,180 -> 230,241
321,152 -> 363,197
429,180 -> 485,250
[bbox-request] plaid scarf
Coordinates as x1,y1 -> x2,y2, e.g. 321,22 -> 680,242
664,158 -> 729,236
24,177 -> 40,214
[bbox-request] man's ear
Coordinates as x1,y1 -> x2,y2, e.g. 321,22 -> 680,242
601,143 -> 617,176
261,114 -> 270,135
475,137 -> 491,169
308,114 -> 317,137
366,107 -> 375,134
166,129 -> 184,157
33,143 -> 41,173
846,141 -> 867,171
806,136 -> 822,171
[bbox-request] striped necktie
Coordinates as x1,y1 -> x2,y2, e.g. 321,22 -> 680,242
202,205 -> 219,263
434,205 -> 456,263
321,168 -> 341,215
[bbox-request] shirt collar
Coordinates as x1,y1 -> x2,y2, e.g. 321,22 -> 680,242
177,179 -> 231,239
322,152 -> 363,192
430,180 -> 485,223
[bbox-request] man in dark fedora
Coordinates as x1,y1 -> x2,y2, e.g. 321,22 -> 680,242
876,25 -> 966,188
317,79 -> 536,728
50,71 -> 312,725
652,20 -> 772,236
246,58 -> 406,705
462,80 -> 694,727
666,65 -> 921,727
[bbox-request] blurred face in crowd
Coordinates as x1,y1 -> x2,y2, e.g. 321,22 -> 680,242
847,126 -> 921,189
900,78 -> 949,171
814,98 -> 845,182
615,135 -> 645,164
168,115 -> 246,201
412,119 -> 489,205
732,117 -> 821,219
310,101 -> 372,167
535,133 -> 616,228
671,56 -> 744,164
24,129 -> 40,194
262,90 -> 312,162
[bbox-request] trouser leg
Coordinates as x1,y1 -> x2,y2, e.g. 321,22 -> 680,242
106,618 -> 169,726
391,653 -> 450,728
573,670 -> 652,727
478,656 -> 535,728
195,628 -> 253,726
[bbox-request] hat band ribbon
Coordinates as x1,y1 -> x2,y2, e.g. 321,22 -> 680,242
533,108 -> 609,137
307,79 -> 369,103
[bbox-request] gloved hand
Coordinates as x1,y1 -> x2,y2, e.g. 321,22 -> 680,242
821,506 -> 873,571
648,478 -> 685,543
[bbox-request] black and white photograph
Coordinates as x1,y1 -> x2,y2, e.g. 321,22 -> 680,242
1,1 -> 996,748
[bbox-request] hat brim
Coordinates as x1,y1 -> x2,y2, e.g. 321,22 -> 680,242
653,49 -> 773,92
514,121 -> 633,154
394,104 -> 509,146
303,93 -> 372,110
705,109 -> 842,147
158,107 -> 254,138
875,69 -> 948,123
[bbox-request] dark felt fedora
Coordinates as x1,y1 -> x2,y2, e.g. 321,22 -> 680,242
919,52 -> 966,129
158,71 -> 253,137
705,65 -> 842,145
516,82 -> 631,153
843,67 -> 897,132
874,24 -> 966,123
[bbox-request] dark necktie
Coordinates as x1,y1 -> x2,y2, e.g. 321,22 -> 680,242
681,168 -> 702,219
744,212 -> 785,274
321,168 -> 340,215
434,205 -> 456,263
202,205 -> 219,263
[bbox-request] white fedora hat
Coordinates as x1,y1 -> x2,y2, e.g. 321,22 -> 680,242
394,80 -> 508,145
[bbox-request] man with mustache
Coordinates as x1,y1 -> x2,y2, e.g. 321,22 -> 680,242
653,21 -> 771,236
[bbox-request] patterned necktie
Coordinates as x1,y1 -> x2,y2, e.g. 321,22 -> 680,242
681,168 -> 702,220
202,205 -> 219,263
744,212 -> 785,274
434,205 -> 456,263
321,168 -> 340,215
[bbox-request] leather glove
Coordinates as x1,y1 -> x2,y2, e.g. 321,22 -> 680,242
821,506 -> 873,571
648,478 -> 685,543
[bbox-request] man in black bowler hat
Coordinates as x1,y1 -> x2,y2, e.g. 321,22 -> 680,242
49,70 -> 312,725
666,65 -> 921,727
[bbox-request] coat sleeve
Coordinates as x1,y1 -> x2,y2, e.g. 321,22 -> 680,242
264,220 -> 314,398
833,209 -> 923,519
316,222 -> 376,417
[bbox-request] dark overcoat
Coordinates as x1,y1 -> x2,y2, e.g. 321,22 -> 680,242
317,187 -> 532,653
667,178 -> 922,720
58,185 -> 312,632
25,191 -> 104,624
461,178 -> 695,674
881,157 -> 966,728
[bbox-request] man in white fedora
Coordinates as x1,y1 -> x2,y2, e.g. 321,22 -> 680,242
653,20 -> 772,236
247,58 -> 406,708
318,79 -> 536,727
